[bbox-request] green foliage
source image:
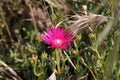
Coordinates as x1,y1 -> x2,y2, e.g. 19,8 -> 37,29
0,0 -> 120,80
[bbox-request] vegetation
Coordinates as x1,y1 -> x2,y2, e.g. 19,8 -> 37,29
0,0 -> 120,80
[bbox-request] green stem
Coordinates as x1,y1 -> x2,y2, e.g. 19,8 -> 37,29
55,49 -> 61,74
92,44 -> 101,59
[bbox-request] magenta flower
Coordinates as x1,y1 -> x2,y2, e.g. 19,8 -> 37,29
41,27 -> 74,50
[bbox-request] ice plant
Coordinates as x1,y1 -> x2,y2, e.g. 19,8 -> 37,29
41,27 -> 76,73
41,27 -> 74,50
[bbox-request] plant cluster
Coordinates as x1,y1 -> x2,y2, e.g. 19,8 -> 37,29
0,0 -> 120,80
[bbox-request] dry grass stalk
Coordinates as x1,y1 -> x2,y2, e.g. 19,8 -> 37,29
68,14 -> 107,35
0,60 -> 22,80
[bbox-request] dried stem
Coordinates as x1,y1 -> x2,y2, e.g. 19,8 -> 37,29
25,0 -> 37,31
0,6 -> 14,42
0,60 -> 22,80
63,51 -> 76,69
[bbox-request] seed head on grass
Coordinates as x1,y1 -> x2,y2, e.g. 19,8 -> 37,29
41,27 -> 74,50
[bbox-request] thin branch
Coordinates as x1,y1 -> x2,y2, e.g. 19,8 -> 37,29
63,51 -> 76,69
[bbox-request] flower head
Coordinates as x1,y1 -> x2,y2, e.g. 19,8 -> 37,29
41,27 -> 74,50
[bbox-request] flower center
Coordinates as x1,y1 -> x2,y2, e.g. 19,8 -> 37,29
53,39 -> 63,47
